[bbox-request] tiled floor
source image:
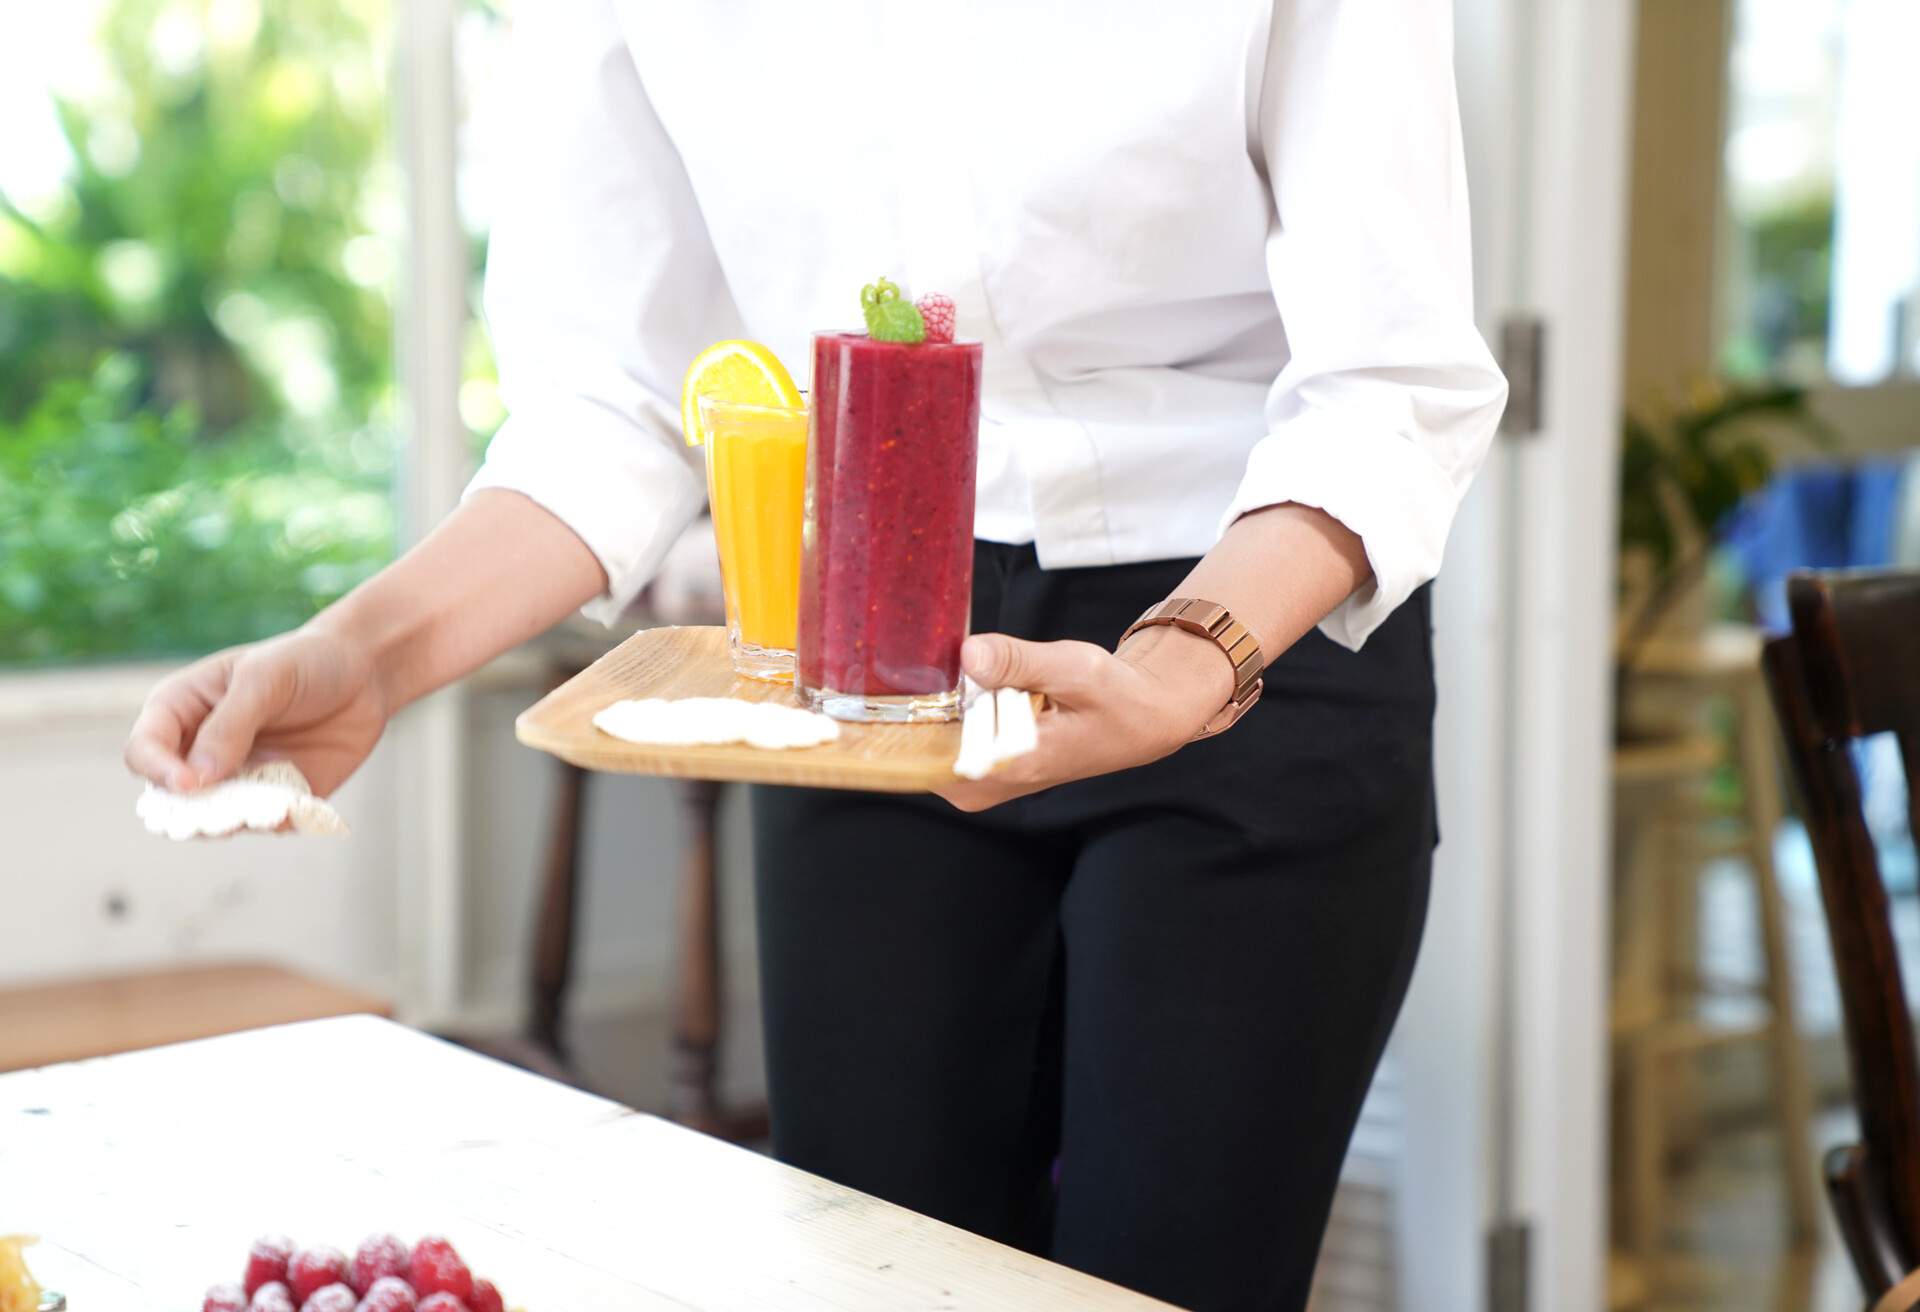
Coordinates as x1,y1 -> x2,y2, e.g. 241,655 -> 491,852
1657,1103 -> 1860,1312
1649,802 -> 1916,1312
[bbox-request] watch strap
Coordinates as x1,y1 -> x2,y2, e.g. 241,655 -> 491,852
1119,597 -> 1264,739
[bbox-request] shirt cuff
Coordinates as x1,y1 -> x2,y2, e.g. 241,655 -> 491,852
1219,410 -> 1462,651
463,397 -> 707,626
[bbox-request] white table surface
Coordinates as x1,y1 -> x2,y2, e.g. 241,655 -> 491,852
0,1016 -> 1173,1310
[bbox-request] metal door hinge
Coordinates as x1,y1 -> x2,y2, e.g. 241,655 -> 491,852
1488,1219 -> 1531,1312
1497,314 -> 1546,437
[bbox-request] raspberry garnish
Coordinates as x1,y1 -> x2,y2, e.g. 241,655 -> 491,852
287,1247 -> 349,1304
349,1234 -> 409,1296
204,1283 -> 248,1312
467,1278 -> 503,1312
298,1284 -> 356,1312
915,294 -> 957,344
416,1296 -> 471,1312
249,1281 -> 295,1312
244,1236 -> 295,1297
356,1276 -> 418,1312
408,1237 -> 473,1302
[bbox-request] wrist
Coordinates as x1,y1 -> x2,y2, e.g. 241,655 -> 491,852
306,589 -> 412,714
1117,625 -> 1237,736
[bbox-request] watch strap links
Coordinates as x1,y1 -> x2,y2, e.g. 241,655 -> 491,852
1119,597 -> 1264,739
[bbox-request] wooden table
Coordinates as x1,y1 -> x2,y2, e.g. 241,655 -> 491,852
0,1017 -> 1171,1311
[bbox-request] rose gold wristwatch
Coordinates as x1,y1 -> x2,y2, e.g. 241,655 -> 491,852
1118,597 -> 1264,739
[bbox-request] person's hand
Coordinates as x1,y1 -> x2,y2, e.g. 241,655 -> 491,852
124,623 -> 390,799
935,625 -> 1238,812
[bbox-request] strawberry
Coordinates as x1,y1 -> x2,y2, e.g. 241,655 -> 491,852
287,1248 -> 349,1305
249,1282 -> 295,1312
298,1284 -> 356,1312
204,1284 -> 248,1312
349,1234 -> 409,1296
408,1237 -> 472,1302
915,293 -> 957,344
416,1296 -> 470,1312
355,1277 -> 417,1312
244,1236 -> 294,1297
467,1279 -> 503,1312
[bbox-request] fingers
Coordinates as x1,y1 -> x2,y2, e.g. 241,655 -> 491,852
125,697 -> 198,791
182,653 -> 293,786
960,634 -> 1106,698
125,660 -> 228,789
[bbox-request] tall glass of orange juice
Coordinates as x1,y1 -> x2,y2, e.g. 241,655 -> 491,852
697,396 -> 808,681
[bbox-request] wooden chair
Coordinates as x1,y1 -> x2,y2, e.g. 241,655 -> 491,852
468,518 -> 768,1143
1762,568 -> 1920,1311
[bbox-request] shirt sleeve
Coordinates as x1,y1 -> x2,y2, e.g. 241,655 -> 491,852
1223,0 -> 1509,650
464,1 -> 737,625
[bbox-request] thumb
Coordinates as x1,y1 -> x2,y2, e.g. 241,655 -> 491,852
185,657 -> 290,785
961,634 -> 1102,696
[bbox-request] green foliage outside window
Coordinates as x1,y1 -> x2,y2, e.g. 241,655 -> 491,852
0,0 -> 397,667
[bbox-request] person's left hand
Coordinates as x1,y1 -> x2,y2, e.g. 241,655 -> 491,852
935,626 -> 1237,811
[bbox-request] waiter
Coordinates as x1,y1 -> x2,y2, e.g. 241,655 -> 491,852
127,4 -> 1506,1308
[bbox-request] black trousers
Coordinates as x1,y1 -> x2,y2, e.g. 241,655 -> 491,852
752,542 -> 1436,1312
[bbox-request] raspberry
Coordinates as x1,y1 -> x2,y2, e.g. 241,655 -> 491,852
349,1234 -> 409,1296
244,1236 -> 295,1297
249,1284 -> 295,1312
204,1283 -> 248,1312
287,1248 -> 350,1304
356,1276 -> 418,1312
468,1279 -> 503,1312
299,1285 -> 357,1312
408,1237 -> 472,1302
915,293 -> 957,344
416,1296 -> 470,1312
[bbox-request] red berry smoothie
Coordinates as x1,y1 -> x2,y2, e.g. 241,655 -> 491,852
797,331 -> 982,720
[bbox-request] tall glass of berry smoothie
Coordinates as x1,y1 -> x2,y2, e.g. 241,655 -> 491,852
797,284 -> 981,721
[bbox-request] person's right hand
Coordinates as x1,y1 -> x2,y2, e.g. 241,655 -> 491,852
124,624 -> 389,798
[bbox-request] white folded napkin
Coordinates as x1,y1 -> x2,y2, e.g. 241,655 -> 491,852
593,697 -> 841,750
136,760 -> 347,840
951,678 -> 1041,780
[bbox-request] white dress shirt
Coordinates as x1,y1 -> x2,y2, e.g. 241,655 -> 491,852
468,1 -> 1508,649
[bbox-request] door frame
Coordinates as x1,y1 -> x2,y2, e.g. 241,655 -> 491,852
1398,0 -> 1636,1307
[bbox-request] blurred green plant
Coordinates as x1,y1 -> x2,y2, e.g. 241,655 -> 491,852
0,354 -> 390,664
1616,379 -> 1835,699
0,0 -> 397,667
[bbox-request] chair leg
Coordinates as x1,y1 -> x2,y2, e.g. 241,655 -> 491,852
1738,679 -> 1821,1248
1615,794 -> 1671,1276
668,779 -> 769,1143
529,760 -> 587,1067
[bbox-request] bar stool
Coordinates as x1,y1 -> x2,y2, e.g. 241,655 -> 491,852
1609,623 -> 1818,1302
482,519 -> 768,1142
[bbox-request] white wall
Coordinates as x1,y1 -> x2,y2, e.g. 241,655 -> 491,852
0,665 -> 758,1041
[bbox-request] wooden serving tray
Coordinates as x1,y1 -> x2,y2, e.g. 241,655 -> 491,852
515,626 -> 961,792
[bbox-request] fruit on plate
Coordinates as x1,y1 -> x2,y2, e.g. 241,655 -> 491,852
287,1247 -> 349,1304
208,1236 -> 515,1312
248,1283 -> 295,1312
679,339 -> 802,447
245,1236 -> 295,1298
407,1237 -> 471,1302
0,1237 -> 41,1312
349,1235 -> 409,1297
356,1276 -> 417,1312
299,1285 -> 356,1312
